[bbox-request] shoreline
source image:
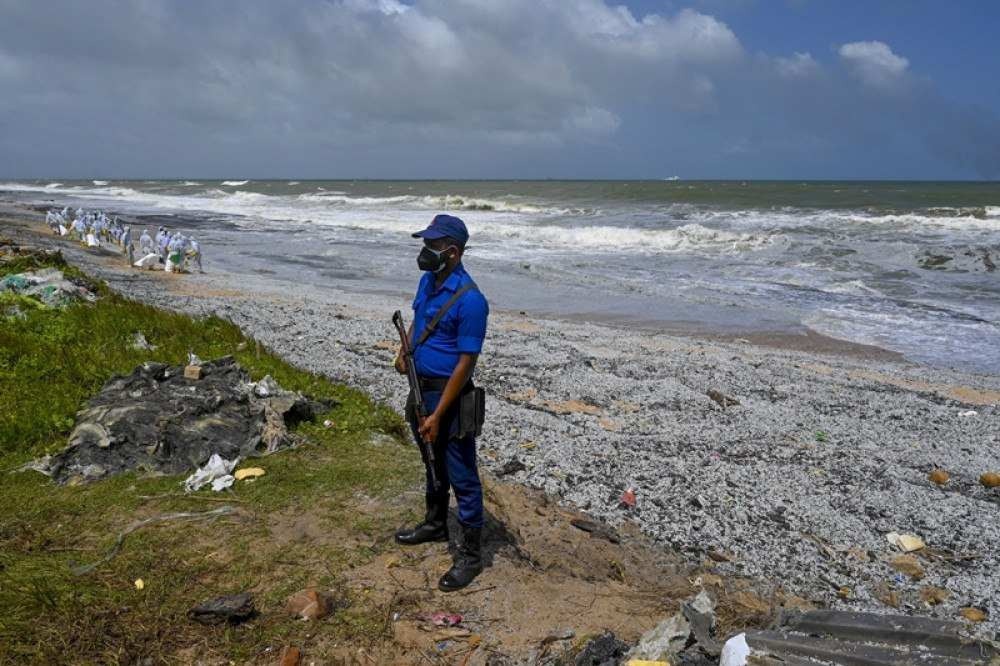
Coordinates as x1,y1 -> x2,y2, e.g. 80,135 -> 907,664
4,209 -> 999,636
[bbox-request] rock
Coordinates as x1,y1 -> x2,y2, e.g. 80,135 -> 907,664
889,554 -> 925,580
928,469 -> 950,485
188,592 -> 255,625
919,586 -> 950,606
980,472 -> 1000,489
569,518 -> 621,544
683,590 -> 721,656
707,389 -> 740,409
184,364 -> 203,380
574,631 -> 628,665
959,607 -> 987,623
278,646 -> 301,666
627,611 -> 690,663
285,588 -> 334,621
44,357 -> 332,484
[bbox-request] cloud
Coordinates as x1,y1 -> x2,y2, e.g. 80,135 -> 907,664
838,40 -> 909,88
774,52 -> 819,78
0,1 -> 996,178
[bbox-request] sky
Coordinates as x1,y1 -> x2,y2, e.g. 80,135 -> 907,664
0,0 -> 998,180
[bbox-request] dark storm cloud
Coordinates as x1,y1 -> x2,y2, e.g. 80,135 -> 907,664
0,0 -> 996,178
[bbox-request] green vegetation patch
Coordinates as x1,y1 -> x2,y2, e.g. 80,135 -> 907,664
0,262 -> 421,664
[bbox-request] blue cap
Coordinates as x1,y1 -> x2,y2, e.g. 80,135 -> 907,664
412,214 -> 469,246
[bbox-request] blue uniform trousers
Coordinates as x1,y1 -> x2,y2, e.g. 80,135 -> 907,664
407,389 -> 484,529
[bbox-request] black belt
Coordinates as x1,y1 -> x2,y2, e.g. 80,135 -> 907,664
418,376 -> 450,392
418,376 -> 474,392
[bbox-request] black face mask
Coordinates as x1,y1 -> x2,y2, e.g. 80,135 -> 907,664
417,246 -> 453,273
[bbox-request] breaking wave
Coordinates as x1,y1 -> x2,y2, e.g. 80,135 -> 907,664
221,180 -> 249,186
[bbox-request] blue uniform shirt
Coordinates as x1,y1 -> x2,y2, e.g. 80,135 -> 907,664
412,263 -> 489,378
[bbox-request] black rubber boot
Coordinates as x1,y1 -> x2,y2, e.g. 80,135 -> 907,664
395,495 -> 449,545
438,526 -> 483,591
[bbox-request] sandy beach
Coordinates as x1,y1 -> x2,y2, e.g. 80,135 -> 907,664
4,205 -> 998,639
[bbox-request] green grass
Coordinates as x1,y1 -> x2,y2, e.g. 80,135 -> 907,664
0,255 -> 422,664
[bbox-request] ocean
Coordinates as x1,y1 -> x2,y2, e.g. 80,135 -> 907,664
3,179 -> 999,374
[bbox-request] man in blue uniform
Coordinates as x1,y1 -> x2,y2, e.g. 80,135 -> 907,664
394,214 -> 489,591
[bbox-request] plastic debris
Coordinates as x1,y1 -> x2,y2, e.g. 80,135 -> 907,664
234,467 -> 265,481
183,453 -> 238,492
131,331 -> 156,351
627,661 -> 670,666
183,365 -> 203,380
889,554 -> 925,580
133,252 -> 159,269
959,607 -> 987,623
323,419 -> 334,428
621,487 -> 637,508
429,612 -> 463,627
886,532 -> 925,552
980,472 -> 1000,488
0,268 -> 96,308
928,469 -> 950,485
719,633 -> 751,666
187,352 -> 203,366
188,592 -> 255,625
959,410 -> 977,417
134,578 -> 144,590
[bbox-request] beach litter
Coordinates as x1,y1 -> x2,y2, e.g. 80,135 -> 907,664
0,268 -> 96,308
980,472 -> 1000,488
928,468 -> 950,485
885,532 -> 925,553
188,592 -> 256,625
234,466 -> 265,481
184,454 -> 237,492
278,646 -> 301,666
39,356 -> 333,485
620,487 -> 637,508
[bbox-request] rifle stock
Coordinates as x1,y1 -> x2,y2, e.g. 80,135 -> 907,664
392,310 -> 440,491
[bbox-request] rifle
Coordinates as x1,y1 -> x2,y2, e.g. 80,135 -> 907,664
392,310 -> 440,491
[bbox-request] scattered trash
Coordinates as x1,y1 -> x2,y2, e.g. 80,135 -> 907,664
323,419 -> 334,428
428,612 -> 463,627
131,331 -> 156,351
278,646 -> 301,666
234,467 -> 265,482
134,578 -> 144,591
625,661 -> 670,666
183,364 -> 203,380
570,518 -> 621,544
959,607 -> 987,623
919,586 -> 949,606
719,633 -> 751,666
885,532 -> 925,553
574,631 -> 628,665
620,487 -> 637,508
133,252 -> 160,269
184,454 -> 238,492
980,472 -> 1000,488
188,592 -> 255,625
187,352 -> 203,366
707,389 -> 740,409
928,468 -> 950,485
0,268 -> 96,308
285,588 -> 335,621
40,357 -> 332,485
889,554 -> 925,580
959,410 -> 978,417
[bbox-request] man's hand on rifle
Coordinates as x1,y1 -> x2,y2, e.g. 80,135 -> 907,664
418,411 -> 440,444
